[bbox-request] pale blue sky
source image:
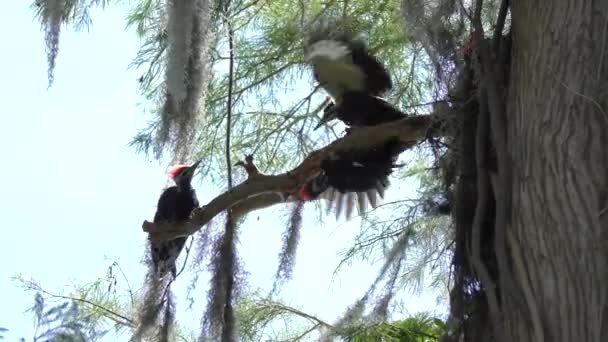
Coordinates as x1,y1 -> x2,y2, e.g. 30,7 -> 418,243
0,2 -> 445,341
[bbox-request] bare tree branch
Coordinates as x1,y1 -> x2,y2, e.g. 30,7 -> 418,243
256,301 -> 334,329
142,115 -> 433,242
224,0 -> 236,189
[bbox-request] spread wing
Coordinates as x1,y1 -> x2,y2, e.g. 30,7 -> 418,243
300,138 -> 406,220
305,28 -> 392,100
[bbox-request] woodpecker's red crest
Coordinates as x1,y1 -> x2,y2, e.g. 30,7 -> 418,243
168,163 -> 189,179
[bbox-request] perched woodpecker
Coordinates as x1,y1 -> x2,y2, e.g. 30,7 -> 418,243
296,139 -> 408,219
304,29 -> 406,129
150,160 -> 201,278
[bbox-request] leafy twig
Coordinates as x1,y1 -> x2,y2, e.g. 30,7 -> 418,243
27,287 -> 134,328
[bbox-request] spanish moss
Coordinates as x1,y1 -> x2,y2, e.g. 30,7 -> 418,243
41,0 -> 66,88
160,0 -> 214,161
202,214 -> 240,341
130,249 -> 175,342
271,201 -> 305,294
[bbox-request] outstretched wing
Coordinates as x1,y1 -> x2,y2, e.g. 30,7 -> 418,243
306,38 -> 366,100
299,138 -> 406,220
305,27 -> 392,100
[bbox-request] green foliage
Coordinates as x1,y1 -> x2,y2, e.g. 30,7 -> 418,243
11,260 -> 199,342
234,291 -> 313,341
347,313 -> 444,342
12,267 -> 445,341
334,151 -> 452,297
127,0 -> 433,185
27,0 -> 457,340
234,290 -> 446,341
24,292 -> 109,342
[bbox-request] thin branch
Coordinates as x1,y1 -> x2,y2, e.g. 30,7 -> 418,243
288,322 -> 320,341
218,1 -> 238,339
110,260 -> 136,309
35,288 -> 134,328
208,63 -> 295,106
174,236 -> 195,280
492,0 -> 510,54
250,85 -> 323,157
257,301 -> 334,329
224,0 -> 236,189
142,115 -> 433,242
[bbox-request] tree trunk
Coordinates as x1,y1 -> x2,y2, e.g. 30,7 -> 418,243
503,0 -> 608,340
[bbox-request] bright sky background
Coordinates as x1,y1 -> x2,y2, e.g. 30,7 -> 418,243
0,2 -> 446,341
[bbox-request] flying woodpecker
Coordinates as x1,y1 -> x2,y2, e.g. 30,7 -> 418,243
296,139 -> 407,219
150,160 -> 201,279
304,30 -> 406,129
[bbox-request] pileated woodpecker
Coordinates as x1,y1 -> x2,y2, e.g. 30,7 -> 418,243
150,160 -> 201,278
304,30 -> 406,129
296,139 -> 408,218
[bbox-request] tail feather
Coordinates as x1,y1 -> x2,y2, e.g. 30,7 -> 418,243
151,237 -> 187,280
357,192 -> 367,214
366,189 -> 378,208
344,192 -> 355,219
318,185 -> 385,220
376,179 -> 388,199
334,192 -> 344,220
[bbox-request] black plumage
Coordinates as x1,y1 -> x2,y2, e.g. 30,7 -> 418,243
323,91 -> 406,128
150,160 -> 201,278
297,24 -> 410,218
298,139 -> 408,219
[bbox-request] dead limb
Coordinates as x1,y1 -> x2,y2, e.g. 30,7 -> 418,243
142,115 -> 433,242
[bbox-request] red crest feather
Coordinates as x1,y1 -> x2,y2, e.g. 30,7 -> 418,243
168,163 -> 189,179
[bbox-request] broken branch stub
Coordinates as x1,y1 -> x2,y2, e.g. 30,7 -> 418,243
142,115 -> 432,242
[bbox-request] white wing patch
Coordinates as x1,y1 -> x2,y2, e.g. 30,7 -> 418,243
306,39 -> 350,61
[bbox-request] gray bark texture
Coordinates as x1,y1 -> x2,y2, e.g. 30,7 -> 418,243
504,0 -> 608,340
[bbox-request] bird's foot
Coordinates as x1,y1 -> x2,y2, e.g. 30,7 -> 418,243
191,206 -> 205,217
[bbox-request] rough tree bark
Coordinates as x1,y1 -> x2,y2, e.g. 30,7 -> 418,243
503,1 -> 608,341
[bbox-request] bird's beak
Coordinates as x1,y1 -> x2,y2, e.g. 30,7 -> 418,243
314,109 -> 338,130
314,116 -> 331,130
184,159 -> 202,178
191,159 -> 202,170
